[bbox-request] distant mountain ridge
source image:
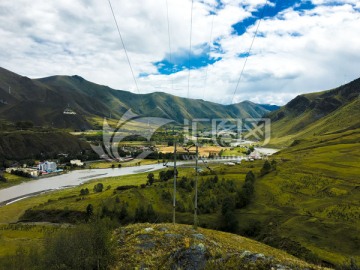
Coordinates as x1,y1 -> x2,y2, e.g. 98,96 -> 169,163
0,67 -> 279,129
268,77 -> 360,144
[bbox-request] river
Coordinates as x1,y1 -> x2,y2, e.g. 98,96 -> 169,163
0,150 -> 279,205
0,163 -> 168,205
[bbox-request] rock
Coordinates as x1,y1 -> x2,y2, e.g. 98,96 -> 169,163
138,241 -> 156,250
240,250 -> 252,258
164,233 -> 182,239
170,245 -> 209,270
158,227 -> 169,232
144,227 -> 154,233
137,234 -> 153,241
192,233 -> 205,240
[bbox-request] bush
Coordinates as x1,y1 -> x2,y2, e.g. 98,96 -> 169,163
116,185 -> 137,191
0,173 -> 7,183
80,188 -> 89,196
147,173 -> 155,185
93,183 -> 104,193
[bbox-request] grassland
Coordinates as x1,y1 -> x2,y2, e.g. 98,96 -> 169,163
87,159 -> 158,169
0,128 -> 359,267
114,223 -> 329,270
0,173 -> 28,189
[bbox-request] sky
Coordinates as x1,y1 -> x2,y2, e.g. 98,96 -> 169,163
0,0 -> 359,105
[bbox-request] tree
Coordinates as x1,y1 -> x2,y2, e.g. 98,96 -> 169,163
221,196 -> 238,233
0,173 -> 7,183
159,171 -> 166,181
222,209 -> 239,233
260,160 -> 272,176
134,205 -> 146,222
146,204 -> 156,222
221,196 -> 235,216
86,204 -> 94,217
80,188 -> 89,196
93,183 -> 104,192
271,159 -> 277,170
147,173 -> 155,185
245,171 -> 255,183
119,205 -> 128,221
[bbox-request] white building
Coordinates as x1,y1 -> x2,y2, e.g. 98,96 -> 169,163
5,167 -> 39,177
70,159 -> 84,166
38,161 -> 57,172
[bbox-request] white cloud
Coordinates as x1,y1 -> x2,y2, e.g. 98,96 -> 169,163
0,0 -> 359,105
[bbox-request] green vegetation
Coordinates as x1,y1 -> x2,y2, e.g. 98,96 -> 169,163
0,172 -> 28,189
0,130 -> 92,160
0,67 -> 275,130
0,220 -> 114,270
113,223 -> 327,270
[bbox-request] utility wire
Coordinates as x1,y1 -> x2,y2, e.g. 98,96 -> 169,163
202,12 -> 215,100
187,0 -> 194,98
230,0 -> 269,104
165,0 -> 174,91
107,0 -> 145,110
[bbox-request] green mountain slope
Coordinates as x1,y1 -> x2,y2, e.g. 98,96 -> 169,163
268,78 -> 360,145
0,67 -> 278,129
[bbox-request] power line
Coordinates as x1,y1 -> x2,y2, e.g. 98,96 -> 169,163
165,0 -> 174,91
202,11 -> 215,100
107,0 -> 144,109
230,0 -> 269,104
187,0 -> 194,98
173,138 -> 177,224
194,137 -> 199,229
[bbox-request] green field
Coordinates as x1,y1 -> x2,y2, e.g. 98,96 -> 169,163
0,128 -> 359,267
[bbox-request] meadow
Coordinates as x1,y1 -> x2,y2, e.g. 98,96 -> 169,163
0,129 -> 359,267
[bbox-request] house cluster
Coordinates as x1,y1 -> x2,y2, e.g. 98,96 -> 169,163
5,167 -> 39,177
70,159 -> 84,166
5,160 -> 68,178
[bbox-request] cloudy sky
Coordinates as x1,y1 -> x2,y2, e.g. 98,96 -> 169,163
0,0 -> 359,105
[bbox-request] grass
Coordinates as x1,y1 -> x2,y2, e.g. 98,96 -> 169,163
220,146 -> 247,156
87,159 -> 157,169
113,223 -> 329,270
0,173 -> 29,189
0,128 -> 359,266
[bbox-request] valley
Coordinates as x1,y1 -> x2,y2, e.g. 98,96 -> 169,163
0,68 -> 359,269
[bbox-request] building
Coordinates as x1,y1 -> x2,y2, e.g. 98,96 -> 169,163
38,161 -> 57,173
5,167 -> 39,177
249,150 -> 262,160
70,159 -> 84,166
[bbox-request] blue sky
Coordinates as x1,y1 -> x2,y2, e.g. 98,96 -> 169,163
0,0 -> 360,105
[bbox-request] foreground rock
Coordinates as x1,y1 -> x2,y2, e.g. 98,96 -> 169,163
113,223 -> 330,270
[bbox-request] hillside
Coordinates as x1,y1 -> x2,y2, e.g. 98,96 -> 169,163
0,67 -> 278,129
268,78 -> 360,146
112,223 -> 328,269
0,130 -> 91,160
0,222 -> 329,270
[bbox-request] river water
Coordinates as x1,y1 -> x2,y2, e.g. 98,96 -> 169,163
0,149 -> 279,205
0,163 -> 167,205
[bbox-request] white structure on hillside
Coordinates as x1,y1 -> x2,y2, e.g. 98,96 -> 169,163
70,159 -> 84,166
38,161 -> 57,172
249,150 -> 262,160
5,167 -> 39,177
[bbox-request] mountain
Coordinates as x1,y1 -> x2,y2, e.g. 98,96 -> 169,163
0,67 -> 277,129
268,77 -> 360,145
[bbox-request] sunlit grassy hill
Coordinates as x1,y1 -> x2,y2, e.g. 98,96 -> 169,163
268,77 -> 360,146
